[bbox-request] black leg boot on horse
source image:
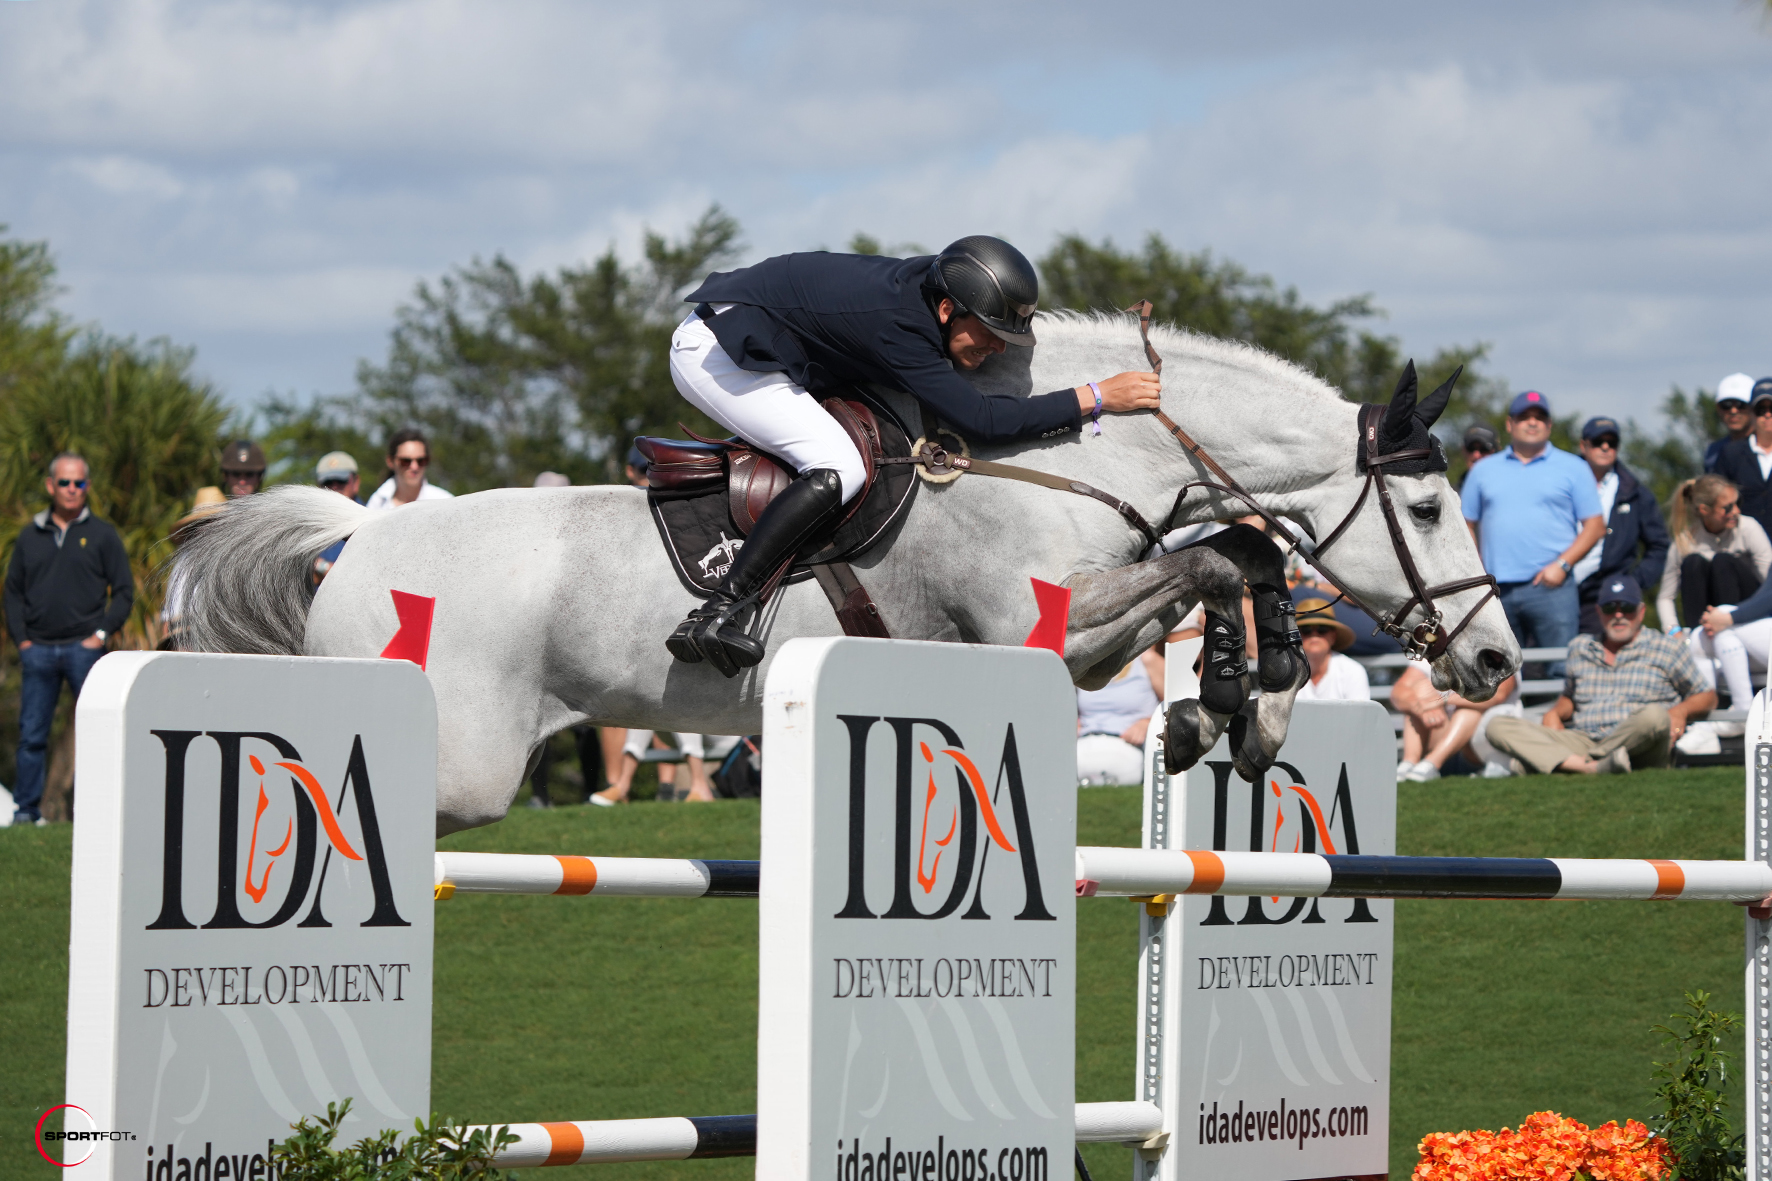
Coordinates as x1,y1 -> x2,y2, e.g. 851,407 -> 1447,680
666,467 -> 845,677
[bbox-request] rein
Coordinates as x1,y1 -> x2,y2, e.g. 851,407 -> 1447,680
890,300 -> 1497,663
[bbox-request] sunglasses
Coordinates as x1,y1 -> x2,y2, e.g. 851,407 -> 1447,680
394,455 -> 429,468
1598,602 -> 1638,617
54,478 -> 88,489
1720,401 -> 1750,413
1298,625 -> 1339,638
1756,403 -> 1772,417
320,477 -> 352,489
1586,437 -> 1618,451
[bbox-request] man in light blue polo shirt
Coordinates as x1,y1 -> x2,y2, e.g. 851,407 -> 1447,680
1461,390 -> 1606,676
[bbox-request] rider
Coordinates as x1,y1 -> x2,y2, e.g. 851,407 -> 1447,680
665,235 -> 1162,676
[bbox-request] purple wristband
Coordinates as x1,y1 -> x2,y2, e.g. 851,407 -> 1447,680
1088,382 -> 1103,436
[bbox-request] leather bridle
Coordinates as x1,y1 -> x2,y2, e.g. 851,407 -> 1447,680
1127,301 -> 1499,663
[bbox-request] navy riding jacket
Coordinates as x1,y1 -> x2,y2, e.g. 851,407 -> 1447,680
1711,437 -> 1772,541
684,252 -> 1082,442
1575,461 -> 1670,600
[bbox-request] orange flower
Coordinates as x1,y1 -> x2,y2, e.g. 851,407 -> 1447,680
1414,1112 -> 1672,1181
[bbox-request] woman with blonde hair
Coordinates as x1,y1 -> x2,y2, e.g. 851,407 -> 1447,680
1656,474 -> 1770,632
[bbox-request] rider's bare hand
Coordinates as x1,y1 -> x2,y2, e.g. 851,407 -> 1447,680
1075,371 -> 1162,418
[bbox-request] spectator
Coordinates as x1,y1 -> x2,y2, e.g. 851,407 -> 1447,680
311,452 -> 363,586
1687,503 -> 1772,708
366,429 -> 454,509
1460,424 -> 1498,489
1075,648 -> 1165,787
625,445 -> 650,489
1460,390 -> 1605,676
1392,665 -> 1521,782
1485,575 -> 1713,775
526,724 -> 601,808
3,453 -> 135,825
220,439 -> 266,499
1571,416 -> 1669,637
1710,382 -> 1772,539
1291,597 -> 1371,702
1703,373 -> 1757,473
593,730 -> 721,803
1657,475 -> 1768,632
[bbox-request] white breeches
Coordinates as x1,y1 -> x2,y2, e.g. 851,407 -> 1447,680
622,730 -> 743,763
1689,620 -> 1772,707
669,313 -> 868,504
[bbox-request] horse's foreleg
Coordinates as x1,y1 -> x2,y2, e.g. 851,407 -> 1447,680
1061,547 -> 1251,775
1182,525 -> 1309,781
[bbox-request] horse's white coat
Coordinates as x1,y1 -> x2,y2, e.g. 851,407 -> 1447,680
171,314 -> 1518,832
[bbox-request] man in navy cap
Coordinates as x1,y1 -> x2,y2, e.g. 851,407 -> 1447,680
1711,379 -> 1772,538
1484,574 -> 1712,774
1461,390 -> 1606,676
1571,415 -> 1668,636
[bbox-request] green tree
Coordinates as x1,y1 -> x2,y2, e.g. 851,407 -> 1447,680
0,227 -> 71,406
266,206 -> 742,490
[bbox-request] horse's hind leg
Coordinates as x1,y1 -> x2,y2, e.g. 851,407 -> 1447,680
1182,524 -> 1309,781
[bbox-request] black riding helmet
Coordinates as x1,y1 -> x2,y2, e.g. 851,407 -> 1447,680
925,235 -> 1039,346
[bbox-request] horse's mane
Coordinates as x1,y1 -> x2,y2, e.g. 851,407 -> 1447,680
1021,310 -> 1348,405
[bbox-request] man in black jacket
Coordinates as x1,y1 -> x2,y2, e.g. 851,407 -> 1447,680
662,236 -> 1161,676
3,453 -> 133,824
1571,417 -> 1670,636
1711,386 -> 1772,542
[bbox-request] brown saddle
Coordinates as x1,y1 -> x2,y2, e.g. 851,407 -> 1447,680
637,398 -> 885,538
634,395 -> 917,637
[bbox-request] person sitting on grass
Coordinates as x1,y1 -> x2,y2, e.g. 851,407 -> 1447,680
1391,663 -> 1520,782
1484,575 -> 1714,775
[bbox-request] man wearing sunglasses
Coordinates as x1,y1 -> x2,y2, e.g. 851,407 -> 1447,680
1702,373 -> 1757,474
3,453 -> 134,825
1710,384 -> 1772,539
366,428 -> 454,510
1485,575 -> 1713,776
1571,416 -> 1668,637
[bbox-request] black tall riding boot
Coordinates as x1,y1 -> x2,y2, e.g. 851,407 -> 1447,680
666,468 -> 845,677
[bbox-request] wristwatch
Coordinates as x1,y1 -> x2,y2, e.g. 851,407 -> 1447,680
1557,560 -> 1572,575
93,629 -> 106,642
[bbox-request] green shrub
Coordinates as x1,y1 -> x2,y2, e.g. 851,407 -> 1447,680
1649,990 -> 1746,1181
271,1099 -> 517,1180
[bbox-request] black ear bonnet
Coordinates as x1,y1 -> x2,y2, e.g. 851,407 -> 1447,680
1357,360 -> 1460,476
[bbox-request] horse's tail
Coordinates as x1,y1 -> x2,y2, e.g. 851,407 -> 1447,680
170,485 -> 370,655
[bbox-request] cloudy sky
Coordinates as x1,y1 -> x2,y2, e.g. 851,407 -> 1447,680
1,0 -> 1768,427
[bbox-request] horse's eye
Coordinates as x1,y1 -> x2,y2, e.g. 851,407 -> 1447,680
1410,502 -> 1441,524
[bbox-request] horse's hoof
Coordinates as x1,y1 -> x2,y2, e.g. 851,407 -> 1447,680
1229,699 -> 1273,783
1163,700 -> 1211,774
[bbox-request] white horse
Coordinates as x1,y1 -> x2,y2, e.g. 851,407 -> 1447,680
172,315 -> 1519,834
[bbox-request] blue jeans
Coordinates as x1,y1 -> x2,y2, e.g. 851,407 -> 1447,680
1497,580 -> 1579,679
14,641 -> 105,821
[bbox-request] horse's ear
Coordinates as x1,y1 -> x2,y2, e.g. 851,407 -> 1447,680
1417,365 -> 1462,428
1380,361 -> 1419,447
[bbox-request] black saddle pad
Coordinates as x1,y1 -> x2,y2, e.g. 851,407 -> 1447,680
646,392 -> 918,597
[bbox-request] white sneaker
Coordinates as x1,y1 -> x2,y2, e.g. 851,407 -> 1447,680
1396,761 -> 1419,782
1405,762 -> 1442,782
1598,747 -> 1632,775
1481,761 -> 1514,779
1676,723 -> 1723,755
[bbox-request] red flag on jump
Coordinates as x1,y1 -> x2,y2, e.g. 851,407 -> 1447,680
379,589 -> 436,670
1023,578 -> 1071,657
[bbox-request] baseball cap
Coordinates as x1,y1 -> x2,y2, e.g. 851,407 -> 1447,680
1597,575 -> 1642,609
1718,373 -> 1755,406
1507,390 -> 1551,417
220,439 -> 267,473
625,444 -> 650,472
533,471 -> 571,488
1753,377 -> 1772,406
1580,416 -> 1621,442
1462,424 -> 1499,453
315,451 -> 358,481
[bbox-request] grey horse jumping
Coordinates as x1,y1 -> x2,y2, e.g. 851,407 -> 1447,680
171,313 -> 1519,834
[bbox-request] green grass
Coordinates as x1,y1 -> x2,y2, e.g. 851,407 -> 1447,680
0,768 -> 1749,1178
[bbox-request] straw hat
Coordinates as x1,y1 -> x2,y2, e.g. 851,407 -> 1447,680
171,486 -> 227,542
1293,597 -> 1356,652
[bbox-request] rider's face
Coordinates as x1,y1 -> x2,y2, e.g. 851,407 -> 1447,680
939,299 -> 1008,370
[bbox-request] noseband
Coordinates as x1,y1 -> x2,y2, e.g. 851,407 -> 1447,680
1129,302 -> 1499,664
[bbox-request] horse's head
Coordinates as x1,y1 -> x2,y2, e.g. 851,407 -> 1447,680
1309,363 -> 1520,701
